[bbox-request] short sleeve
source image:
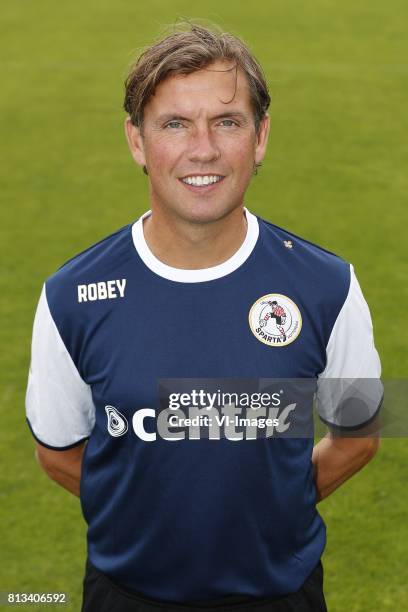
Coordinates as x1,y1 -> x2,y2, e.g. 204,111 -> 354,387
25,284 -> 95,449
316,265 -> 383,429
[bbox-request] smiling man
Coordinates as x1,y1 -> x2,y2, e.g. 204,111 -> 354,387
124,53 -> 269,271
26,23 -> 382,612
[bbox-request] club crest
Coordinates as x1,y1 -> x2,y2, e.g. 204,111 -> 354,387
249,294 -> 302,347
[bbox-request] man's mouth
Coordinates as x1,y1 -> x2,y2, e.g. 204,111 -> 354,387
179,174 -> 225,188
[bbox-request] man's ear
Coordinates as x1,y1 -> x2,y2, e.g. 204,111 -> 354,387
124,117 -> 146,168
254,113 -> 270,166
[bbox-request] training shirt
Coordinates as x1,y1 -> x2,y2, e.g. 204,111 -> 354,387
25,208 -> 382,603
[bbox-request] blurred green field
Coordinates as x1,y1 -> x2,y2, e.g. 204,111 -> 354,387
1,1 -> 407,610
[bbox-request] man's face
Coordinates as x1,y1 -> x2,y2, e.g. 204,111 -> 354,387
125,60 -> 269,224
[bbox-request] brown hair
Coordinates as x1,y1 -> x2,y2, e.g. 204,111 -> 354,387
123,22 -> 270,134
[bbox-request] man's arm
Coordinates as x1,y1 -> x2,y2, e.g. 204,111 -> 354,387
35,441 -> 86,497
312,416 -> 380,503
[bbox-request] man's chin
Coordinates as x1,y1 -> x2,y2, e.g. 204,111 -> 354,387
174,202 -> 243,225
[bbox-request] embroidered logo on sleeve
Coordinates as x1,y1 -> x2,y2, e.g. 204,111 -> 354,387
77,279 -> 126,302
249,294 -> 302,346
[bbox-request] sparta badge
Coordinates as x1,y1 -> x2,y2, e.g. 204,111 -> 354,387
249,294 -> 302,347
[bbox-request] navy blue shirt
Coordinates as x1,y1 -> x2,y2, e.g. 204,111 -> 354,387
26,208 -> 382,602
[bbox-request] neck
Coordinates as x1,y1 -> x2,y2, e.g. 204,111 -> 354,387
142,206 -> 248,269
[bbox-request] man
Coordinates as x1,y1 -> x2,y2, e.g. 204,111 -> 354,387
25,23 -> 382,612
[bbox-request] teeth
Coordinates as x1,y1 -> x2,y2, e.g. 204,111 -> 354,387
182,175 -> 223,186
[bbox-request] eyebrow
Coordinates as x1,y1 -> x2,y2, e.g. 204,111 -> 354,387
153,111 -> 250,125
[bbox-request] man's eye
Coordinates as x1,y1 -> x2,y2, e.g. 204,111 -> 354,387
165,121 -> 183,129
219,119 -> 237,127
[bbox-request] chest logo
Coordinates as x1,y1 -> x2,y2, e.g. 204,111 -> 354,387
105,405 -> 128,437
77,279 -> 126,303
249,294 -> 302,347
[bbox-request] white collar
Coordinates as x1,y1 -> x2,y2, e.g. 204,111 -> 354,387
131,207 -> 259,283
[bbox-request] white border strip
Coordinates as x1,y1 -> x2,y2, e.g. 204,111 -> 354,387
131,208 -> 259,283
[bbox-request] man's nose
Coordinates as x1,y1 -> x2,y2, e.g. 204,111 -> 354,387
187,126 -> 221,163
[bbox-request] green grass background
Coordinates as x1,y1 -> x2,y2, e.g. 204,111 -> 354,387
1,1 -> 407,610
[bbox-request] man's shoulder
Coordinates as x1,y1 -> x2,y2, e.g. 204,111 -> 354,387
44,222 -> 134,309
48,223 -> 132,281
255,214 -> 352,315
257,214 -> 350,275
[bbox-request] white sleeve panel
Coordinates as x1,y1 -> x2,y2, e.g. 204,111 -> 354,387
316,265 -> 383,428
25,284 -> 95,448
